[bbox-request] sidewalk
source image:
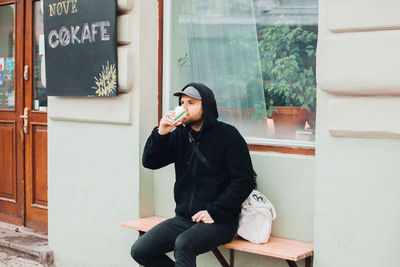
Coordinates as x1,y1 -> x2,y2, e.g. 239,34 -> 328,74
0,222 -> 54,266
0,247 -> 44,267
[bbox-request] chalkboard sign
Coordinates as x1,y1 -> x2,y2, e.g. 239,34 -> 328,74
44,0 -> 118,96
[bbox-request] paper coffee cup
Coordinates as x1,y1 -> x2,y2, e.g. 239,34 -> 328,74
174,106 -> 187,122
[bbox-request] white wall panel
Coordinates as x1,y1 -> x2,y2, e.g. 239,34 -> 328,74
118,46 -> 134,92
118,14 -> 133,45
317,31 -> 400,96
328,0 -> 400,32
328,96 -> 400,139
48,93 -> 132,125
117,0 -> 133,12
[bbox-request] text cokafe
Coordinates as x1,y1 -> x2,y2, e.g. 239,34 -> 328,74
47,0 -> 112,49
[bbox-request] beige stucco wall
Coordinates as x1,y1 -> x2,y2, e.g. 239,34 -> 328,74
315,0 -> 400,266
48,0 -> 158,266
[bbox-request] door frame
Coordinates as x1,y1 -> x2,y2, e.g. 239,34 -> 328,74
23,0 -> 48,232
0,0 -> 26,225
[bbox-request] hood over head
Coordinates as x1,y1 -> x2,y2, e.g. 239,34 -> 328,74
176,83 -> 219,130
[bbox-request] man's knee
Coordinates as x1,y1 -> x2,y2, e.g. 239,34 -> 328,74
130,239 -> 148,263
175,233 -> 194,254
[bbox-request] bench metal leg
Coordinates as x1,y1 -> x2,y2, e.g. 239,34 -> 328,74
305,256 -> 312,267
286,257 -> 312,267
211,248 -> 230,267
230,249 -> 234,267
286,260 -> 298,267
210,248 -> 235,267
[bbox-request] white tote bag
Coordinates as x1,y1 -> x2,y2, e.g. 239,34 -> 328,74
237,190 -> 277,244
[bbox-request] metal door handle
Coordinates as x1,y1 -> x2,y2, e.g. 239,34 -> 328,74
19,107 -> 29,134
24,65 -> 29,81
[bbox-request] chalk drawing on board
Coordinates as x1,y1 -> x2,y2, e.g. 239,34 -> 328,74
92,61 -> 117,96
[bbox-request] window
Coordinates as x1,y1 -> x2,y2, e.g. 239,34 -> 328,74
0,4 -> 15,110
162,0 -> 317,150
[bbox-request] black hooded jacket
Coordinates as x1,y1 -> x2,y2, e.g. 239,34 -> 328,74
142,83 -> 254,223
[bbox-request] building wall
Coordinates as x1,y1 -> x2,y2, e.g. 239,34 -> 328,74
314,0 -> 400,266
48,0 -> 159,266
48,120 -> 141,267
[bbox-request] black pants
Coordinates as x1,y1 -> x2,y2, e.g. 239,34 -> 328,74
130,215 -> 237,267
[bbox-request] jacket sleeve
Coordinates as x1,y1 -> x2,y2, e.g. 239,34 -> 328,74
206,137 -> 254,223
142,126 -> 175,169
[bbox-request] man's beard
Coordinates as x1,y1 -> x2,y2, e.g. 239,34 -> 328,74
183,117 -> 203,128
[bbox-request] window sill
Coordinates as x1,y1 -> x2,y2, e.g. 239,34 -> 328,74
246,138 -> 315,156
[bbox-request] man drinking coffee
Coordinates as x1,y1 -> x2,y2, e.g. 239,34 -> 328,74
131,82 -> 255,267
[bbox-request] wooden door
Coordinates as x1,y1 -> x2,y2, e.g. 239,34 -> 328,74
24,0 -> 48,232
0,0 -> 48,232
0,0 -> 25,226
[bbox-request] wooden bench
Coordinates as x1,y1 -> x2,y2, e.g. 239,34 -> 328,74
121,216 -> 313,267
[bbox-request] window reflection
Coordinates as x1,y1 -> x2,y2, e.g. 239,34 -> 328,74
32,1 -> 47,112
0,5 -> 15,110
166,0 -> 318,147
255,0 -> 318,141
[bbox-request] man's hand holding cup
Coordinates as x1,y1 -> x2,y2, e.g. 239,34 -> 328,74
158,106 -> 187,135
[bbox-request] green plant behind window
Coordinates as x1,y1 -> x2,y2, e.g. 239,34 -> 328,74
258,24 -> 317,116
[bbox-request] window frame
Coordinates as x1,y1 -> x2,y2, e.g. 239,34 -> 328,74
157,0 -> 315,156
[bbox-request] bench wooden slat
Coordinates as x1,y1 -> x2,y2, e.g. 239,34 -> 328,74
121,216 -> 166,232
121,216 -> 313,262
221,237 -> 313,261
